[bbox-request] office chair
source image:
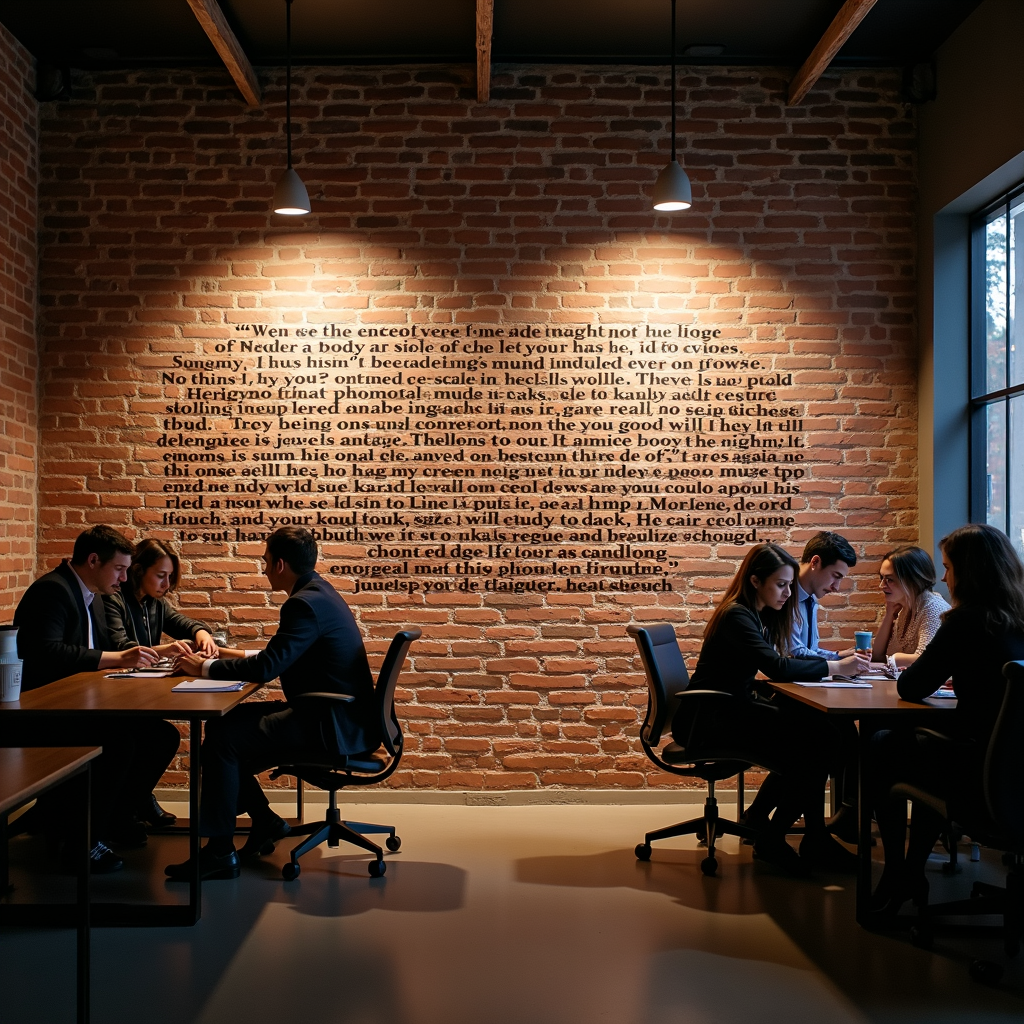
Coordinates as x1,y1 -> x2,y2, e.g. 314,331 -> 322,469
628,623 -> 776,877
270,628 -> 420,880
892,660 -> 1023,982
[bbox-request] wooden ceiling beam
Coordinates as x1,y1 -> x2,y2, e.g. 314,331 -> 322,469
186,0 -> 261,108
476,0 -> 494,103
787,0 -> 879,105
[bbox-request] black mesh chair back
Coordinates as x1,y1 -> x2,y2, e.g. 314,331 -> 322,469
985,660 -> 1024,848
375,629 -> 420,757
627,622 -> 690,748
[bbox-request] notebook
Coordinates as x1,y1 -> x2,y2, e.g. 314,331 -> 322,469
171,679 -> 246,693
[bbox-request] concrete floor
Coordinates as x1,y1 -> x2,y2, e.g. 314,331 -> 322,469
1,803 -> 1022,1023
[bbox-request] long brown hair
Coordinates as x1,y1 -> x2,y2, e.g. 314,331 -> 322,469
705,542 -> 800,651
881,545 -> 936,610
129,539 -> 181,598
939,524 -> 1024,633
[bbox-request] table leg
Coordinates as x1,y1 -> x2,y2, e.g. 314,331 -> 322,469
856,720 -> 878,925
75,765 -> 91,1024
188,718 -> 201,924
1,810 -> 9,896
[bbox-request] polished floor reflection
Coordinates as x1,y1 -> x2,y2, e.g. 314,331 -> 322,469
1,803 -> 1021,1023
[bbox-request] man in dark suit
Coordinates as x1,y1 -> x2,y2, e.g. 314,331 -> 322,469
10,526 -> 183,871
166,526 -> 374,881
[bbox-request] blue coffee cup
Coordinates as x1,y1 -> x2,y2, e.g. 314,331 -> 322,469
854,631 -> 873,651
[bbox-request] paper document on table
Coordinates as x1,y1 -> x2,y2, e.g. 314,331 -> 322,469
929,689 -> 957,699
105,670 -> 175,678
171,679 -> 246,693
793,681 -> 873,689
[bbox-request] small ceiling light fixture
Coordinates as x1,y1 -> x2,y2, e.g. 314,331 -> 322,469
652,0 -> 692,213
273,0 -> 310,215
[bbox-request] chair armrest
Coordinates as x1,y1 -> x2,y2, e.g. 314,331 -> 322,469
676,689 -> 734,700
293,691 -> 356,704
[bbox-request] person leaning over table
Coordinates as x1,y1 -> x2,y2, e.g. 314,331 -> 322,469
871,545 -> 950,673
164,526 -> 376,882
743,530 -> 863,844
6,526 -> 183,872
868,523 -> 1024,917
673,542 -> 869,877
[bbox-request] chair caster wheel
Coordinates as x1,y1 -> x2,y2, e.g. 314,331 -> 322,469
969,959 -> 1003,985
700,857 -> 718,877
386,835 -> 401,852
282,862 -> 300,881
909,925 -> 933,949
635,843 -> 652,861
368,859 -> 386,878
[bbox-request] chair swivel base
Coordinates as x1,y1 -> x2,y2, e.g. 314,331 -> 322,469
282,809 -> 400,880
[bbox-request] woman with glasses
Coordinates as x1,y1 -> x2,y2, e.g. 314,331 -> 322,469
871,546 -> 949,673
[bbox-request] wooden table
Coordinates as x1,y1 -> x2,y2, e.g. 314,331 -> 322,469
0,746 -> 100,1024
0,672 -> 259,927
768,679 -> 956,924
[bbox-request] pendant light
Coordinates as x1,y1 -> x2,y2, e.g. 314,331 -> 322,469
652,0 -> 692,212
273,0 -> 310,215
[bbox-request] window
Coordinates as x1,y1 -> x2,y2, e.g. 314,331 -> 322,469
971,182 -> 1024,556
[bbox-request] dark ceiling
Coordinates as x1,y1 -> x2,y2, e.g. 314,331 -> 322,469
0,0 -> 984,68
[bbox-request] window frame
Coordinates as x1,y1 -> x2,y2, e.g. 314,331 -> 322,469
968,180 -> 1024,534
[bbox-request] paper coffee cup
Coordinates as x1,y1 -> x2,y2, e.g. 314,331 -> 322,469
854,631 -> 873,651
0,625 -> 22,702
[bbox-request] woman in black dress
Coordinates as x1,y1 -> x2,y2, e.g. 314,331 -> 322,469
870,523 -> 1024,913
674,542 -> 865,874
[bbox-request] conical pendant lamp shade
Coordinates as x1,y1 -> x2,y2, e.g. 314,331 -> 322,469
652,160 -> 692,211
274,167 -> 310,215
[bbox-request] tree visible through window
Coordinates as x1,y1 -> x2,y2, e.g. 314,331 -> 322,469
971,184 -> 1024,556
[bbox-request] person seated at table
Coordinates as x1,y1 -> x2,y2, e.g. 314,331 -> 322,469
871,545 -> 949,673
8,526 -> 183,871
164,526 -> 376,882
105,538 -> 219,661
744,531 -> 864,843
675,542 -> 868,875
869,524 -> 1024,915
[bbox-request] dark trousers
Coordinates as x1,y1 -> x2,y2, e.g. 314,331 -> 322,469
0,716 -> 181,841
679,698 -> 853,835
199,701 -> 336,837
870,727 -> 984,882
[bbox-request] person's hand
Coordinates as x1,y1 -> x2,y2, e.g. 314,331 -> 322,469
119,646 -> 159,669
836,653 -> 871,676
156,639 -> 193,658
192,630 -> 219,658
174,652 -> 207,676
835,647 -> 858,658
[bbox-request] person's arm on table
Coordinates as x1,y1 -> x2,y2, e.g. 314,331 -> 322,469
160,601 -> 219,657
895,620 -> 955,703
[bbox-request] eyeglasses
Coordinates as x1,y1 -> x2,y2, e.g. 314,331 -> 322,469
878,575 -> 898,585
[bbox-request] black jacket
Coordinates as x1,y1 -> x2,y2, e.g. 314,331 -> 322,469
897,605 -> 1024,745
208,572 -> 375,754
13,561 -> 110,691
688,602 -> 829,700
104,585 -> 210,650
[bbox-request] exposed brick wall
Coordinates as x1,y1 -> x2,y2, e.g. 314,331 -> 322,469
0,23 -> 38,617
37,64 -> 917,788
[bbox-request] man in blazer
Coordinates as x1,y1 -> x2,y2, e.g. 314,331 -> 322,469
10,526 -> 183,871
167,526 -> 374,881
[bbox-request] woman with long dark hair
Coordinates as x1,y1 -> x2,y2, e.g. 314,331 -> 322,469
870,524 -> 1024,914
675,543 -> 865,874
105,539 -> 218,660
871,545 -> 949,671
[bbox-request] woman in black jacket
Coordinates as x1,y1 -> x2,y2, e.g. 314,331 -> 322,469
674,542 -> 866,874
870,523 -> 1024,914
105,539 -> 218,659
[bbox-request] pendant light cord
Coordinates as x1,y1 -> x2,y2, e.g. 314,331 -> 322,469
670,0 -> 676,162
285,0 -> 293,170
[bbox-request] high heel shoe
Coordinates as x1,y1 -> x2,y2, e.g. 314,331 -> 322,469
869,869 -> 928,917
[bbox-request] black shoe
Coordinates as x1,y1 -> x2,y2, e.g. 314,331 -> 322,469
799,831 -> 859,872
869,869 -> 929,916
753,837 -> 811,878
62,841 -> 124,875
106,817 -> 149,848
136,794 -> 176,830
739,810 -> 770,846
239,813 -> 291,861
165,846 -> 240,882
